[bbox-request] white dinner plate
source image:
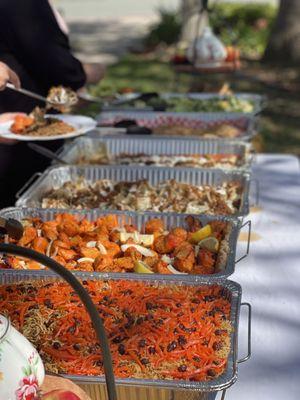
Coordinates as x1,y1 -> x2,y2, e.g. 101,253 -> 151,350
0,114 -> 97,141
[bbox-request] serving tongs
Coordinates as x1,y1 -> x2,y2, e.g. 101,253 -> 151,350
0,217 -> 23,240
98,119 -> 151,134
80,91 -> 164,109
0,217 -> 117,400
27,143 -> 68,164
6,83 -> 50,104
106,92 -> 169,111
110,92 -> 159,106
6,83 -> 77,111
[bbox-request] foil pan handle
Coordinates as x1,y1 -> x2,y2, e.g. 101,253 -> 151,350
219,302 -> 252,399
15,172 -> 42,199
220,390 -> 227,399
236,220 -> 251,263
238,302 -> 252,364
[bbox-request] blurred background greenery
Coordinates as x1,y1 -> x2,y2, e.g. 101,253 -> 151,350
82,1 -> 300,155
141,3 -> 276,58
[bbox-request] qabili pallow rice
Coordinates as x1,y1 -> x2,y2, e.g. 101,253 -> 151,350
0,280 -> 232,382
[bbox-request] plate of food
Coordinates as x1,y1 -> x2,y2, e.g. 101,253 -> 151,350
0,108 -> 97,141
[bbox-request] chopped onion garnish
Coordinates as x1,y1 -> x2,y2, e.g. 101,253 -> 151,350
120,232 -> 154,246
52,247 -> 58,258
161,254 -> 173,264
86,241 -> 97,248
167,265 -> 188,275
133,231 -> 139,243
46,240 -> 54,257
97,242 -> 107,255
121,244 -> 155,257
77,257 -> 94,263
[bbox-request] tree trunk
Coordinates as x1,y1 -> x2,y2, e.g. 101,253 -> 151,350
180,0 -> 208,44
263,0 -> 300,64
181,0 -> 201,26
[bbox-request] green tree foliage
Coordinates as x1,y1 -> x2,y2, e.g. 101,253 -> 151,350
144,2 -> 276,57
210,2 -> 276,57
144,8 -> 181,48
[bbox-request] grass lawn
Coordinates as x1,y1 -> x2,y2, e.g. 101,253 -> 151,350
87,54 -> 300,155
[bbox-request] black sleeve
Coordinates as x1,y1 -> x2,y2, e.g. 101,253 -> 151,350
0,0 -> 86,91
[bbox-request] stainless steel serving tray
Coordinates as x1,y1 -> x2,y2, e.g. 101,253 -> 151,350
15,165 -> 251,218
96,111 -> 258,142
0,273 -> 251,397
0,207 -> 250,282
56,136 -> 253,171
102,92 -> 265,115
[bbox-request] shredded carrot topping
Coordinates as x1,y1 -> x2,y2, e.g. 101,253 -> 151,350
0,280 -> 232,382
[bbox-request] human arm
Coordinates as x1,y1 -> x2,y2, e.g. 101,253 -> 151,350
0,0 -> 86,91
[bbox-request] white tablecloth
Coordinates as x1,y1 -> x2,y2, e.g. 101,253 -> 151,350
228,154 -> 300,400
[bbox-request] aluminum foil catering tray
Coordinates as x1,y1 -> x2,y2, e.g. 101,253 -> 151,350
57,136 -> 253,171
15,165 -> 251,218
0,272 -> 251,399
96,111 -> 258,142
0,207 -> 250,282
102,92 -> 265,115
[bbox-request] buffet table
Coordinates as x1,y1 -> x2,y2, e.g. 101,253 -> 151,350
1,150 -> 299,400
3,79 -> 297,400
69,154 -> 300,400
230,154 -> 300,400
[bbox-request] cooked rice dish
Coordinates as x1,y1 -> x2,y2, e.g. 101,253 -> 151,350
0,280 -> 232,381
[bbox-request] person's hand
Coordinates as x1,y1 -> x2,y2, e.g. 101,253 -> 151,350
41,375 -> 92,400
0,113 -> 23,123
0,62 -> 21,90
